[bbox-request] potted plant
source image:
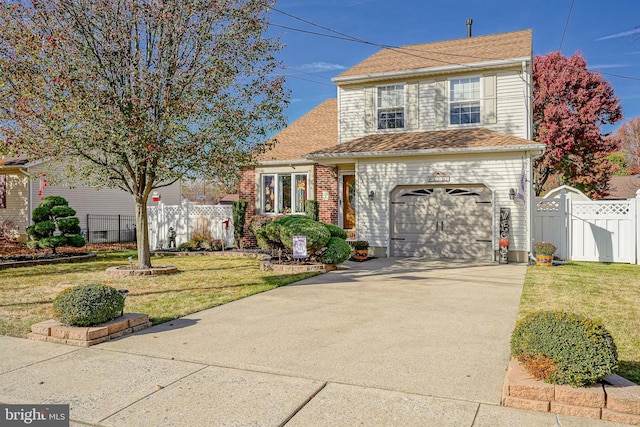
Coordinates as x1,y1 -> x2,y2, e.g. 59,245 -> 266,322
352,240 -> 369,261
534,241 -> 557,267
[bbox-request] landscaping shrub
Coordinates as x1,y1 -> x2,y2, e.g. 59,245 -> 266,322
319,237 -> 351,265
322,222 -> 348,239
177,242 -> 192,251
305,200 -> 319,221
255,228 -> 271,251
26,196 -> 85,253
52,284 -> 125,327
248,214 -> 273,236
511,310 -> 618,387
277,216 -> 331,253
232,200 -> 248,240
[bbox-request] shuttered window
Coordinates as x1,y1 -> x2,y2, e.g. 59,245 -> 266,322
449,77 -> 481,125
377,84 -> 405,129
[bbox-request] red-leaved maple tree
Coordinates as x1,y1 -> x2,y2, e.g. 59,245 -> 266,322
533,52 -> 622,198
0,0 -> 288,268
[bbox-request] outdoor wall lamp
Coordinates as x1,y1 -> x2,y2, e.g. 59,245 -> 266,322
509,188 -> 516,200
368,190 -> 375,200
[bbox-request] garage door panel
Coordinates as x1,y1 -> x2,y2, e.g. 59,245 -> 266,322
392,241 -> 442,258
391,185 -> 493,260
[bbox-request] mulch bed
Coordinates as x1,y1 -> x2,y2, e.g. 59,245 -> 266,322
0,243 -> 136,262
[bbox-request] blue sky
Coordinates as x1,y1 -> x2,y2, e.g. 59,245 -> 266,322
267,0 -> 640,133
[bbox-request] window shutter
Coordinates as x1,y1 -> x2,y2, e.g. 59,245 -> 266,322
406,82 -> 418,130
364,87 -> 375,133
435,79 -> 447,128
482,74 -> 497,124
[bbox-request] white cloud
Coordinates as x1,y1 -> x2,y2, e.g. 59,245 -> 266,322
596,28 -> 640,41
295,61 -> 346,73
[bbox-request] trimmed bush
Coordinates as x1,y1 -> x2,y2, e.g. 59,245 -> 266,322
511,310 -> 618,387
305,200 -> 319,221
277,216 -> 330,253
52,284 -> 125,327
319,237 -> 352,265
255,227 -> 271,251
322,222 -> 348,239
26,196 -> 85,253
232,200 -> 248,240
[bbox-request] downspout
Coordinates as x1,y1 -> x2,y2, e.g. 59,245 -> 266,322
522,60 -> 532,140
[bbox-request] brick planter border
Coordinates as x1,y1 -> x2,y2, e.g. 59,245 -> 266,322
105,265 -> 177,277
503,359 -> 640,425
28,313 -> 152,347
260,259 -> 336,273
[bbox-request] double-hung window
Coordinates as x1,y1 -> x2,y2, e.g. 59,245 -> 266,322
377,84 -> 405,130
449,77 -> 481,125
262,173 -> 308,214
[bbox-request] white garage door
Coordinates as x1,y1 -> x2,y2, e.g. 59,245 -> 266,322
390,185 -> 493,259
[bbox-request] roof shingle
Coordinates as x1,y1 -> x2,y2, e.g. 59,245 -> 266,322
306,128 -> 543,158
336,29 -> 532,79
258,99 -> 337,162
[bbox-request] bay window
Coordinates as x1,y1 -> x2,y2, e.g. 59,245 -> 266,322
262,173 -> 308,214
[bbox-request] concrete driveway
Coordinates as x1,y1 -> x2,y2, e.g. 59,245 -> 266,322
103,257 -> 526,404
2,258 -> 624,426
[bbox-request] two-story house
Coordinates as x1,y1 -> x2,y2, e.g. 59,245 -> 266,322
240,29 -> 545,262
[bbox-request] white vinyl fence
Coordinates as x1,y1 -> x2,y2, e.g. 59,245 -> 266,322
148,200 -> 234,249
533,189 -> 639,264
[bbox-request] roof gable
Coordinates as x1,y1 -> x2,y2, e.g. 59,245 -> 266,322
258,99 -> 337,163
336,29 -> 532,80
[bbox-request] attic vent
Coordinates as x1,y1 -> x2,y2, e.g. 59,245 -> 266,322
466,18 -> 473,37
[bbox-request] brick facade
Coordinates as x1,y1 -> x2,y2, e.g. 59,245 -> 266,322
239,167 -> 257,247
315,165 -> 339,224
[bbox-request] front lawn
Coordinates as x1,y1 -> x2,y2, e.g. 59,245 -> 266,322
0,251 -> 318,338
521,262 -> 640,384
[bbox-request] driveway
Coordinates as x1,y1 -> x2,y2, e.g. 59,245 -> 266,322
101,258 -> 525,404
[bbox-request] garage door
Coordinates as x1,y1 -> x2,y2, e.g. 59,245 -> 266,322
390,185 -> 493,259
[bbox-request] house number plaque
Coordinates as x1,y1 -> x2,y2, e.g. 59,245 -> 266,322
499,208 -> 510,264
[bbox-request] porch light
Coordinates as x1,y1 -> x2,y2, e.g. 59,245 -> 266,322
509,188 -> 516,200
368,190 -> 375,201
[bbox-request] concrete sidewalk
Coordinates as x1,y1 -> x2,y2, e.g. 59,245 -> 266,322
0,258 -> 627,426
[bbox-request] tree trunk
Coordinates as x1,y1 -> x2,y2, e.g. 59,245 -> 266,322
135,199 -> 152,269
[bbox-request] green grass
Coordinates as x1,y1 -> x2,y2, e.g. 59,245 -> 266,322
521,262 -> 640,384
0,251 -> 318,337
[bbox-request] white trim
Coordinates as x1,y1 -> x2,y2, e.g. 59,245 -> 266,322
332,58 -> 531,85
257,160 -> 317,166
259,172 -> 309,215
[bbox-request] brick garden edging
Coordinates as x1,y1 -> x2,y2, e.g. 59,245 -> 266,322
28,313 -> 152,347
503,359 -> 640,425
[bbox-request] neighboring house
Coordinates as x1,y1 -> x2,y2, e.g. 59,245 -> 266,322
0,156 -> 182,242
605,175 -> 640,200
240,29 -> 545,262
216,194 -> 239,206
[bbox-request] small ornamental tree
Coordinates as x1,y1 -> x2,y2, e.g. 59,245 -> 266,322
0,0 -> 288,268
533,52 -> 622,198
26,196 -> 85,253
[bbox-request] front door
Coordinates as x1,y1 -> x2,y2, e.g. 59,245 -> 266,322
341,174 -> 356,232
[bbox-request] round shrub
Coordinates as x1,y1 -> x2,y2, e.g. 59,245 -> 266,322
277,216 -> 330,253
65,234 -> 87,248
255,227 -> 271,251
52,284 -> 125,327
511,310 -> 617,387
322,222 -> 348,239
319,237 -> 352,265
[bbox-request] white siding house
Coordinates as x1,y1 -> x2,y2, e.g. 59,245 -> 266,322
0,158 -> 182,242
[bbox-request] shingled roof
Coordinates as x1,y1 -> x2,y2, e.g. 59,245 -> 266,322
0,156 -> 29,166
258,99 -> 337,163
605,175 -> 640,199
305,128 -> 544,159
335,29 -> 532,80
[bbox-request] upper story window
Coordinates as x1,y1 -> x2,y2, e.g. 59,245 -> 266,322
262,173 -> 307,214
449,77 -> 480,125
377,84 -> 405,130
